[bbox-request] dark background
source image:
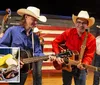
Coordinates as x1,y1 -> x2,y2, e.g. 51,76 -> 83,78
0,0 -> 99,19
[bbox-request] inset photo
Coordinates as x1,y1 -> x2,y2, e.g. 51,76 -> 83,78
0,47 -> 20,83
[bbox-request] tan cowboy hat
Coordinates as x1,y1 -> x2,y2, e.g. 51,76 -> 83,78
17,6 -> 47,22
33,27 -> 41,33
72,10 -> 95,27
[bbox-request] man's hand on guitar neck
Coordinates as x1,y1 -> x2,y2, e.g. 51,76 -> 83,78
77,61 -> 85,70
48,55 -> 56,61
20,61 -> 24,68
54,57 -> 64,65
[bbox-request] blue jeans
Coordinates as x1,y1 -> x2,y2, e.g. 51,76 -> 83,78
32,60 -> 43,85
62,69 -> 87,85
93,54 -> 100,85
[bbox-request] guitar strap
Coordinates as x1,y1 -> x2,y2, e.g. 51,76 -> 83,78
26,30 -> 34,71
72,29 -> 89,77
32,31 -> 34,56
79,29 -> 88,61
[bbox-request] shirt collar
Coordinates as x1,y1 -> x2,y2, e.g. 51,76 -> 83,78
20,27 -> 33,35
73,28 -> 87,40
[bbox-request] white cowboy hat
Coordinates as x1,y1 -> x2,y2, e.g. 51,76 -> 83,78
72,10 -> 95,27
33,27 -> 41,33
17,6 -> 47,22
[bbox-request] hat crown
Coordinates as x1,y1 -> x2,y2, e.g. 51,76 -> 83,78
27,6 -> 40,17
78,10 -> 89,19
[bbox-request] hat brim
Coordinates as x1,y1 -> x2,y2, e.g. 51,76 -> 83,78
17,9 -> 47,22
72,14 -> 95,27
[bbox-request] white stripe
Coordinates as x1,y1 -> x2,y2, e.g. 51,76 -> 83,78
44,37 -> 55,41
44,44 -> 52,48
40,30 -> 64,34
42,66 -> 55,70
44,52 -> 55,55
43,60 -> 52,62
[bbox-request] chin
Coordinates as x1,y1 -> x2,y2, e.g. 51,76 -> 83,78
80,30 -> 85,33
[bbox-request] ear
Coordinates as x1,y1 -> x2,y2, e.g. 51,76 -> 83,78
25,15 -> 28,19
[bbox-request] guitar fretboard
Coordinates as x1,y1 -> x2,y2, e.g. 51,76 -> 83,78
22,55 -> 49,64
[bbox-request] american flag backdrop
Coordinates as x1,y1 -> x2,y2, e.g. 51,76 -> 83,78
37,25 -> 67,72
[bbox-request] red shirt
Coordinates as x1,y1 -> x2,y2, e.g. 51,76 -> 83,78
52,28 -> 96,65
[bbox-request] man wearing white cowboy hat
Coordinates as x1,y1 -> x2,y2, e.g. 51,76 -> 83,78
92,26 -> 100,85
0,6 -> 48,85
52,10 -> 96,85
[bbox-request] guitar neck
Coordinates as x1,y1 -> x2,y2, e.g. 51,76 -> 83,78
22,55 -> 49,64
83,64 -> 100,72
68,59 -> 100,72
83,64 -> 96,70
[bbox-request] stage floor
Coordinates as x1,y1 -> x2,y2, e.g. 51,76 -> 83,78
25,69 -> 94,85
0,69 -> 94,85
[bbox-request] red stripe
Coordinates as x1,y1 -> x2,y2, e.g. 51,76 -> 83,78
37,25 -> 67,31
43,48 -> 53,52
42,62 -> 53,66
44,41 -> 52,44
41,34 -> 59,37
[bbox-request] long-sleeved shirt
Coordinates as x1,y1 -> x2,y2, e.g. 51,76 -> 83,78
52,28 -> 96,65
96,36 -> 100,55
0,25 -> 44,57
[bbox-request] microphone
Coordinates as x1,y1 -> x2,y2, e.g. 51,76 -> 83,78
85,29 -> 88,32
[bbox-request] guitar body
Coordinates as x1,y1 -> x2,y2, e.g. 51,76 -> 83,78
20,49 -> 33,73
53,61 -> 72,72
53,50 -> 79,72
19,49 -> 49,73
53,54 -> 75,72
